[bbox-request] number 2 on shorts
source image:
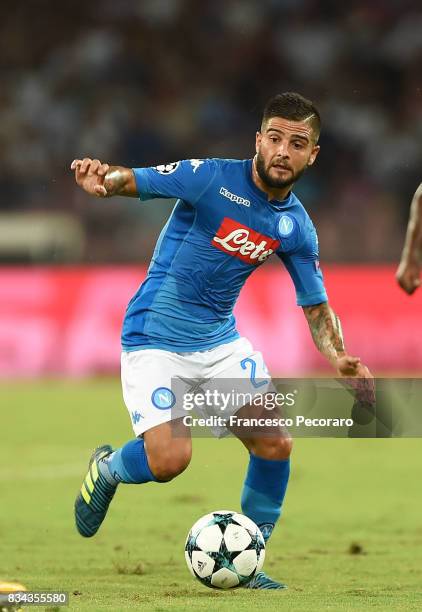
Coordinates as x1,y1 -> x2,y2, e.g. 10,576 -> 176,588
240,357 -> 268,388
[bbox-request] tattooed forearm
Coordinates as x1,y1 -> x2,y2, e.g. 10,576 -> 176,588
302,302 -> 345,364
333,311 -> 344,349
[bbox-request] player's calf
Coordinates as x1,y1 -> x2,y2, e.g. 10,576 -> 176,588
147,447 -> 191,481
144,423 -> 192,482
235,423 -> 292,548
74,421 -> 192,537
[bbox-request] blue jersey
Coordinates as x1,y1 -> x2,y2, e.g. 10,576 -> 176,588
122,158 -> 328,352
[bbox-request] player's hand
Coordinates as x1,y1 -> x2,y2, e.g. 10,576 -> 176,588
336,357 -> 375,406
335,355 -> 363,377
396,259 -> 421,295
70,158 -> 110,197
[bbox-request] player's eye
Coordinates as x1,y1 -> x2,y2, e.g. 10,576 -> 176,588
270,137 -> 279,143
292,142 -> 305,149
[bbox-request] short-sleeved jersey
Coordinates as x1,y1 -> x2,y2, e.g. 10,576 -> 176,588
122,158 -> 328,352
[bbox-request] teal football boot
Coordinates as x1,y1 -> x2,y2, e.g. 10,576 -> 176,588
74,445 -> 117,537
245,571 -> 288,590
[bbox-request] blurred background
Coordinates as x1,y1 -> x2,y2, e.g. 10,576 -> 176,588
1,0 -> 422,376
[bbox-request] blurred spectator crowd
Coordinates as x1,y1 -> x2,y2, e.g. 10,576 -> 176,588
1,0 -> 422,263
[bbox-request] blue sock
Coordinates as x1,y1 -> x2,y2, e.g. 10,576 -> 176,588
100,438 -> 158,485
241,453 -> 290,542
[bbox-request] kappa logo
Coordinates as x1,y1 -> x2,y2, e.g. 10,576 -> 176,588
190,159 -> 204,173
131,410 -> 143,425
220,187 -> 251,207
154,161 -> 180,175
212,217 -> 280,265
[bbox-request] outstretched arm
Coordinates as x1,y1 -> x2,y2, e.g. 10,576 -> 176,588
396,183 -> 422,295
71,157 -> 137,198
302,302 -> 371,378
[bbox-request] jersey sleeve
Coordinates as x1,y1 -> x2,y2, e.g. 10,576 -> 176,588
132,159 -> 216,206
277,223 -> 328,306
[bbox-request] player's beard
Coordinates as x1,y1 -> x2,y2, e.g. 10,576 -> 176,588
255,151 -> 307,189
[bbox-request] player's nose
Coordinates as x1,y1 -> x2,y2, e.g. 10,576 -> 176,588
275,140 -> 290,158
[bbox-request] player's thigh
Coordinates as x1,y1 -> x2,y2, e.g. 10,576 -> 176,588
121,349 -> 192,479
143,418 -> 192,481
121,348 -> 186,435
209,337 -> 292,456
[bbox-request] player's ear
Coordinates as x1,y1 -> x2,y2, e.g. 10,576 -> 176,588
255,131 -> 262,153
308,145 -> 320,166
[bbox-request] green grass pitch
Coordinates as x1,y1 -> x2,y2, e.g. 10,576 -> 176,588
1,379 -> 422,611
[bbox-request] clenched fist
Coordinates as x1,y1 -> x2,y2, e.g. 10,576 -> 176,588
396,259 -> 421,295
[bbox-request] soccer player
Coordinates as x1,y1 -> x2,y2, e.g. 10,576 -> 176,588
72,92 -> 372,589
396,183 -> 422,294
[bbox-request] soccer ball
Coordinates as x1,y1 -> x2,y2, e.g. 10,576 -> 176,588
185,510 -> 265,589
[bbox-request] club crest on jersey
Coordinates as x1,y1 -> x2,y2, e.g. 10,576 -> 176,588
212,217 -> 280,265
154,162 -> 180,175
278,214 -> 294,237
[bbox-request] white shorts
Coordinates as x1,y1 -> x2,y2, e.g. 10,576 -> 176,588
121,337 -> 273,438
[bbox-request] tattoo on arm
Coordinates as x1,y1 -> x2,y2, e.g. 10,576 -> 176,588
302,302 -> 345,364
104,166 -> 137,197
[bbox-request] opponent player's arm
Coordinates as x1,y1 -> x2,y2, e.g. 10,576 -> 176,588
396,183 -> 422,295
70,158 -> 137,198
302,302 -> 370,377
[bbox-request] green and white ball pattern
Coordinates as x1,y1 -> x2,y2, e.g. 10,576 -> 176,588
185,511 -> 265,589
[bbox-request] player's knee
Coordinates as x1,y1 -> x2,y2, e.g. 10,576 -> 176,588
252,436 -> 293,460
149,446 -> 192,482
